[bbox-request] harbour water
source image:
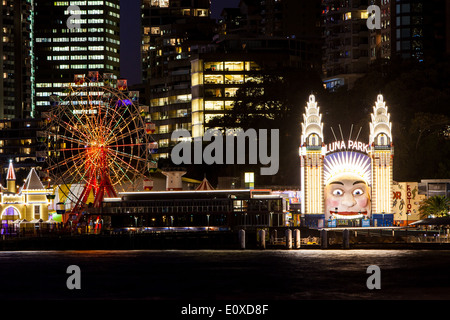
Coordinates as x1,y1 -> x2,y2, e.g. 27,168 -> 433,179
1,249 -> 450,301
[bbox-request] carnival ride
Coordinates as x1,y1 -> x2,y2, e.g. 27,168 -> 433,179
42,73 -> 158,227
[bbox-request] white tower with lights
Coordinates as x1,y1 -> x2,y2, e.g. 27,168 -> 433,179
369,94 -> 394,215
300,95 -> 325,215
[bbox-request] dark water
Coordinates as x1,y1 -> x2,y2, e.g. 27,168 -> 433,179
1,249 -> 449,301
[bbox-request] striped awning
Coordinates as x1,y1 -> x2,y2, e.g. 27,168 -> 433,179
196,177 -> 214,190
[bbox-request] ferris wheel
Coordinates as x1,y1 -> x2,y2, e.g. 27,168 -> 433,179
43,73 -> 158,213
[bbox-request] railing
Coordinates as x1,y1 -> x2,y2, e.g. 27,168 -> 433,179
269,236 -> 319,246
408,235 -> 450,243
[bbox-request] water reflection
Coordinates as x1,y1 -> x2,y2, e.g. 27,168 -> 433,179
0,250 -> 449,300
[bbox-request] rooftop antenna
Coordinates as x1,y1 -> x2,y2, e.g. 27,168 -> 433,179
338,124 -> 345,141
355,126 -> 363,142
330,126 -> 338,141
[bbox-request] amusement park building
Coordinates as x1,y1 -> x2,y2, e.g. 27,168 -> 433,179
299,94 -> 395,228
0,161 -> 50,223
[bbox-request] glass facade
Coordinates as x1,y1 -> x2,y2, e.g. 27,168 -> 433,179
0,0 -> 34,119
34,0 -> 120,116
190,58 -> 263,138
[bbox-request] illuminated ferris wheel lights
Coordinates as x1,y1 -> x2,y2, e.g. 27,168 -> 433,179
45,73 -> 155,213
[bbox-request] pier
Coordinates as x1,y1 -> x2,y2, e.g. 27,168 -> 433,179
0,226 -> 448,251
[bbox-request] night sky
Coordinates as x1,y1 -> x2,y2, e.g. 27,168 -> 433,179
120,0 -> 240,86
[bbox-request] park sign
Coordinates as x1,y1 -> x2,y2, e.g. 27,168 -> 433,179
325,139 -> 370,155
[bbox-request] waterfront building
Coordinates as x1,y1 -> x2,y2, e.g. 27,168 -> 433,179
34,0 -> 121,116
0,0 -> 34,118
94,189 -> 286,232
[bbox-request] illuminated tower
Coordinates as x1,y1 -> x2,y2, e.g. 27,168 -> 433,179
6,160 -> 16,193
162,168 -> 187,191
369,94 -> 394,215
300,95 -> 325,215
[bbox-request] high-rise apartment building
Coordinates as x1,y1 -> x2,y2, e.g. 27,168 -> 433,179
142,0 -> 323,158
323,0 -> 450,90
0,0 -> 34,119
322,0 -> 371,89
392,0 -> 450,62
379,0 -> 393,60
34,0 -> 121,115
261,0 -> 323,40
141,0 -> 215,158
141,0 -> 212,82
368,0 -> 393,62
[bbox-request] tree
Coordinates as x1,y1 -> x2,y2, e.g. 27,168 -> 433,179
419,195 -> 450,219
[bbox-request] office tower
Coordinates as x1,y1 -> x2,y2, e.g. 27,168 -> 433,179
34,0 -> 121,115
0,0 -> 34,119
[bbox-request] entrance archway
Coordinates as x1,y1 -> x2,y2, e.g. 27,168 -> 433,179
1,206 -> 21,221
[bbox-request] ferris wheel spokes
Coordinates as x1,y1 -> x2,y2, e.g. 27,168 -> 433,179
45,73 -> 156,215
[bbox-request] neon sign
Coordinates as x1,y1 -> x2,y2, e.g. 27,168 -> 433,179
326,140 -> 370,154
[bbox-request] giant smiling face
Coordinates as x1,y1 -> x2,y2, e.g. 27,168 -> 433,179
324,172 -> 371,220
